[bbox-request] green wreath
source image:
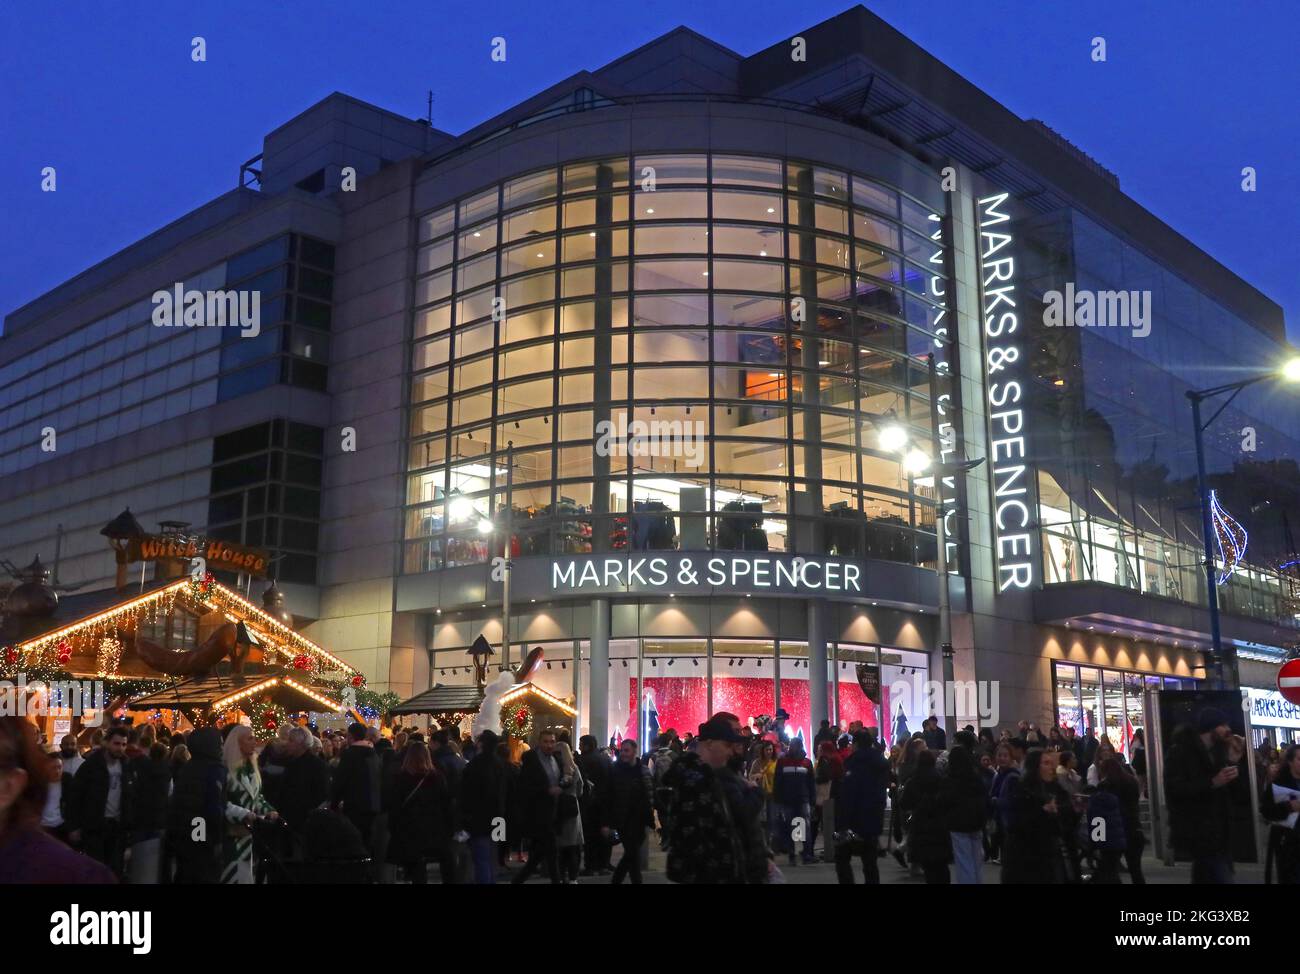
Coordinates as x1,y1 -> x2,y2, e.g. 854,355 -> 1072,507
500,700 -> 534,738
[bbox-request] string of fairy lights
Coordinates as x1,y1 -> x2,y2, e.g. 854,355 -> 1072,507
0,577 -> 377,731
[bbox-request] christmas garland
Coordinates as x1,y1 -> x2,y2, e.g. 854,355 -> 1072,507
501,700 -> 534,738
0,656 -> 169,703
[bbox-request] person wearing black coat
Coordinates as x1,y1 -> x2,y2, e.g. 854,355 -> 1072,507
830,731 -> 889,884
67,726 -> 136,878
330,724 -> 382,853
942,746 -> 989,884
897,750 -> 951,884
511,731 -> 563,885
384,743 -> 452,884
460,730 -> 506,885
1164,709 -> 1238,884
127,743 -> 172,884
1096,757 -> 1145,884
166,727 -> 228,884
278,730 -> 331,835
1001,749 -> 1068,884
1261,744 -> 1300,884
602,739 -> 654,885
577,735 -> 612,874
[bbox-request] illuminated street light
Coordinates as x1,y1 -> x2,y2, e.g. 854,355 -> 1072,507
1282,357 -> 1300,383
878,424 -> 909,453
902,448 -> 931,476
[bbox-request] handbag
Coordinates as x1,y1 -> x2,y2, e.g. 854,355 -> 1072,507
557,793 -> 580,819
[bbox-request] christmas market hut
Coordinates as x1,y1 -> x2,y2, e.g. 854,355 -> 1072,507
0,557 -> 356,741
497,682 -> 578,745
390,683 -> 485,731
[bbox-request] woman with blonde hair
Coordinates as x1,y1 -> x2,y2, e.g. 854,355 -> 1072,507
554,740 -> 586,883
221,724 -> 278,884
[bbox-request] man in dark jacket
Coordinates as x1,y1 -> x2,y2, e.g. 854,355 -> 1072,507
602,738 -> 654,884
166,727 -> 228,883
576,734 -> 612,874
330,723 -> 382,853
511,730 -> 562,884
1164,708 -> 1238,884
67,725 -> 134,877
278,728 -> 331,835
831,731 -> 889,884
663,713 -> 773,884
460,729 -> 505,884
921,717 -> 947,751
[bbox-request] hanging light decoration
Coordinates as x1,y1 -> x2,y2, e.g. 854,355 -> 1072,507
1209,489 -> 1248,585
95,637 -> 122,677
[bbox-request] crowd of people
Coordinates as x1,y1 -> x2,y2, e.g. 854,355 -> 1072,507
3,705 -> 1299,885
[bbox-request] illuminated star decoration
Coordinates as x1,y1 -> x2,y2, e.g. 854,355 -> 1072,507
1209,490 -> 1248,585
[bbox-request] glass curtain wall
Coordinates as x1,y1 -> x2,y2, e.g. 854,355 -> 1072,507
405,154 -> 953,574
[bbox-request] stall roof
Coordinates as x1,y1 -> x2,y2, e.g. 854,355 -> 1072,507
15,578 -> 354,676
128,672 -> 342,713
391,684 -> 484,716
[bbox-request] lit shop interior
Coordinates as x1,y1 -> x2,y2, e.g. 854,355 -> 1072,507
403,153 -> 953,573
431,637 -> 932,747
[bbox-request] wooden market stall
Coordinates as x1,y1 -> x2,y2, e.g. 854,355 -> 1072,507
0,560 -> 355,740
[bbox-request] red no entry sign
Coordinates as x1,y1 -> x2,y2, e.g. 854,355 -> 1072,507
1277,658 -> 1300,705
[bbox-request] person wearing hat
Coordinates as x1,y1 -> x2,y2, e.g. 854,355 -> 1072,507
772,708 -> 792,745
662,713 -> 774,884
1164,706 -> 1239,884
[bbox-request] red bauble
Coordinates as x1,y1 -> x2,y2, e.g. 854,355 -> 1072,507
3,647 -> 17,666
264,716 -> 278,729
350,674 -> 365,688
293,655 -> 313,671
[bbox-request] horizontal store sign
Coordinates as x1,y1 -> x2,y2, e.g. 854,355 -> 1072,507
127,534 -> 269,577
544,553 -> 862,597
1248,687 -> 1300,730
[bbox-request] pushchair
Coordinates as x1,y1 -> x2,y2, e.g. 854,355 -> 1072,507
252,810 -> 373,884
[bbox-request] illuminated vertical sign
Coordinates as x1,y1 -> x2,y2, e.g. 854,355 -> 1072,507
977,192 -> 1034,591
926,212 -> 959,569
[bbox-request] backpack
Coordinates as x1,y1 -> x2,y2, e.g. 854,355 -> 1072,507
1084,790 -> 1126,851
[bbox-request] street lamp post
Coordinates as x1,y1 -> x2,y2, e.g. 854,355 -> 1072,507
501,441 -> 514,671
867,357 -> 982,737
1187,357 -> 1300,690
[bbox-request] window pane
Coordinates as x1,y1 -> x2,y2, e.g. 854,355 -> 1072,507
634,190 -> 706,221
711,190 -> 782,223
563,158 -> 630,194
503,206 -> 557,243
711,155 -> 782,188
635,154 -> 708,184
713,224 -> 783,259
419,206 -> 455,242
504,169 -> 558,208
459,189 -> 497,226
634,224 -> 708,255
459,221 -> 497,258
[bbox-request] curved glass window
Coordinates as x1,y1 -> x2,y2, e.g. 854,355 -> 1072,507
406,154 -> 951,572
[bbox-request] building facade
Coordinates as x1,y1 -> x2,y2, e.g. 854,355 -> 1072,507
4,6 -> 1297,749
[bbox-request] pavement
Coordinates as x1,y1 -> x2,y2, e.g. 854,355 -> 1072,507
495,840 -> 1267,884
